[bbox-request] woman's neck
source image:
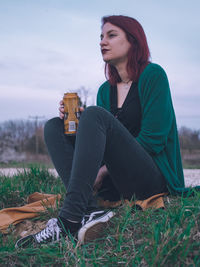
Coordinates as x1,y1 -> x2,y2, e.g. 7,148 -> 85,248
115,62 -> 130,83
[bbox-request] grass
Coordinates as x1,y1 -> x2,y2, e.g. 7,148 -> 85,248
0,167 -> 200,266
182,163 -> 200,169
0,160 -> 54,169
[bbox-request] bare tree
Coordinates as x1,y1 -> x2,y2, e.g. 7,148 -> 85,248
29,116 -> 45,155
0,119 -> 48,162
76,86 -> 90,108
179,126 -> 200,151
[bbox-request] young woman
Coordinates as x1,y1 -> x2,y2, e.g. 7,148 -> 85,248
15,15 -> 185,248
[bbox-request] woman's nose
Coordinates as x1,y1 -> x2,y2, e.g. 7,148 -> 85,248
100,37 -> 107,47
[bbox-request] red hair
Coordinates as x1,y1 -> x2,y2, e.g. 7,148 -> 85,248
102,15 -> 151,85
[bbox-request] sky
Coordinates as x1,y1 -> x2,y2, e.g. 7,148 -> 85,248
0,0 -> 200,129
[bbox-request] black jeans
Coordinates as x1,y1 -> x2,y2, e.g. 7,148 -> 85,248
44,106 -> 167,221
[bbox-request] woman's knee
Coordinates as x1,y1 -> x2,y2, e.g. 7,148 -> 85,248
81,106 -> 108,120
79,106 -> 114,133
44,117 -> 63,139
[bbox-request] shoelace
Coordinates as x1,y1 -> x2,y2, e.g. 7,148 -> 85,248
81,210 -> 105,226
35,218 -> 61,243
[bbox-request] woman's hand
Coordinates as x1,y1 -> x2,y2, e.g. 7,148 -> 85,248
93,165 -> 109,191
59,100 -> 84,119
59,100 -> 65,119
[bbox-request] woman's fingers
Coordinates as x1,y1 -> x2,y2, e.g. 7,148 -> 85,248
59,100 -> 84,119
59,100 -> 65,119
59,106 -> 64,112
59,112 -> 64,119
80,106 -> 85,112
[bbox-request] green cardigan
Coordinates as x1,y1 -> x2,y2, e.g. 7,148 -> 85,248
96,63 -> 194,194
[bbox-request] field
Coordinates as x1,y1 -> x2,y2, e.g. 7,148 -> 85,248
1,149 -> 200,169
0,167 -> 200,266
181,149 -> 200,169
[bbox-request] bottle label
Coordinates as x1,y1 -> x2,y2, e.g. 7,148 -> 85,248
68,121 -> 76,132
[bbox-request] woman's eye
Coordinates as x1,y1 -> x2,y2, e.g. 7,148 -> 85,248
100,33 -> 117,41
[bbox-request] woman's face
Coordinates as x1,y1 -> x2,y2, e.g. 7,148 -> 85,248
100,22 -> 131,66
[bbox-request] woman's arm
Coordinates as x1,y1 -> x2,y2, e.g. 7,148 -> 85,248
96,81 -> 110,111
136,64 -> 174,155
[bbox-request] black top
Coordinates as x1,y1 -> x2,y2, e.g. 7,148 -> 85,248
110,82 -> 142,137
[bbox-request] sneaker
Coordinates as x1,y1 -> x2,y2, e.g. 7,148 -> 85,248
78,210 -> 115,244
15,218 -> 65,249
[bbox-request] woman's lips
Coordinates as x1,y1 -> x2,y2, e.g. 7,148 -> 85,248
101,49 -> 109,54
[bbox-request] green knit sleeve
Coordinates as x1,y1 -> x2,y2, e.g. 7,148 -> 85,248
96,81 -> 110,111
136,64 -> 174,154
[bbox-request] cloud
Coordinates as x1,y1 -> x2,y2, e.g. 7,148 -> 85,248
0,0 -> 199,129
0,83 -> 96,123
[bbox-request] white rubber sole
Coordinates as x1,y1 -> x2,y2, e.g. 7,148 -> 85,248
78,211 -> 115,244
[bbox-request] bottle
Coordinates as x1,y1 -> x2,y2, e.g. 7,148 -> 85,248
63,93 -> 80,135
